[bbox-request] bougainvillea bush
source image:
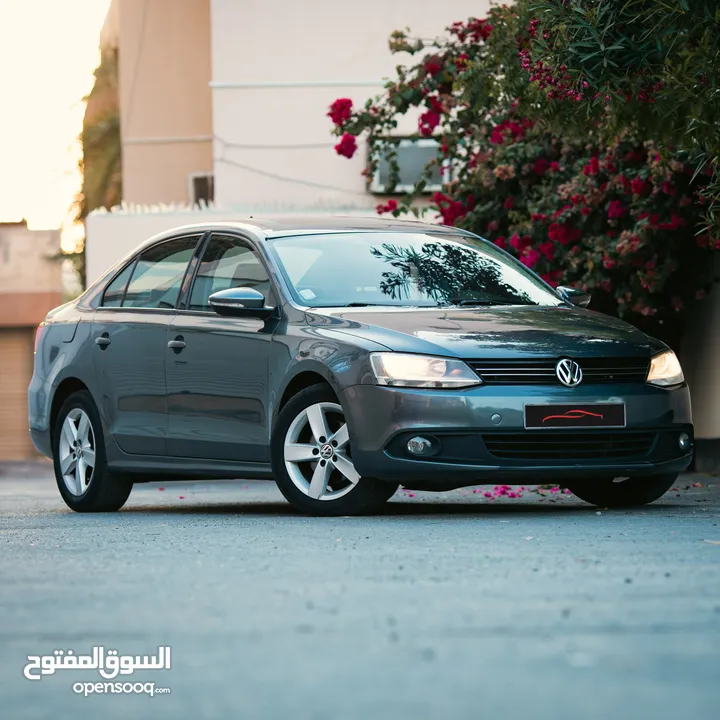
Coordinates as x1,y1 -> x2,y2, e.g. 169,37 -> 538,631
326,2 -> 718,347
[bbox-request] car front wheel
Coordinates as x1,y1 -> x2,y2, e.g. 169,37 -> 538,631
53,390 -> 132,512
566,473 -> 678,508
271,385 -> 398,516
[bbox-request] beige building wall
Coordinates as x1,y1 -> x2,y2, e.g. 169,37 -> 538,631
0,222 -> 63,460
210,0 -> 491,211
119,0 -> 213,204
0,223 -> 62,300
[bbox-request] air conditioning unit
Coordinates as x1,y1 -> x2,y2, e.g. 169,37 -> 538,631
370,138 -> 450,195
188,173 -> 214,206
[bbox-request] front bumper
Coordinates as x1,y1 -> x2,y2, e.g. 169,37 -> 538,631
340,382 -> 693,487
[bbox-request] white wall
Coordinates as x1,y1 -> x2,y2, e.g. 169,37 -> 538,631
209,0 -> 490,210
85,206 -> 379,283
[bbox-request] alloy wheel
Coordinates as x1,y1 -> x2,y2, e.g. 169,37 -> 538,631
58,408 -> 96,496
283,402 -> 360,501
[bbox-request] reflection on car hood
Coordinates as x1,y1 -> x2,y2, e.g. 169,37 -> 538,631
307,305 -> 664,359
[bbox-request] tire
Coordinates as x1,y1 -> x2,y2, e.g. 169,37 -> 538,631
271,385 -> 398,516
52,390 -> 132,512
566,473 -> 678,508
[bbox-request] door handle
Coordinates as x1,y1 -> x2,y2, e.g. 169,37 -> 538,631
95,334 -> 111,349
167,336 -> 186,353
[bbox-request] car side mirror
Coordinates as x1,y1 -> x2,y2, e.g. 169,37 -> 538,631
208,287 -> 275,319
557,285 -> 591,308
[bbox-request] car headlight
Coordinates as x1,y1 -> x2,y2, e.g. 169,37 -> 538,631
369,352 -> 482,388
647,350 -> 684,387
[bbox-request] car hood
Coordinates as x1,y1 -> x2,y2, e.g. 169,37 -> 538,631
307,305 -> 665,359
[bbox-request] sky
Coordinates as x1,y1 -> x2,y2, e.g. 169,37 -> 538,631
0,0 -> 112,249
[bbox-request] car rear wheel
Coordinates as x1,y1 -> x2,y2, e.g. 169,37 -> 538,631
53,390 -> 132,512
271,385 -> 398,516
566,473 -> 678,508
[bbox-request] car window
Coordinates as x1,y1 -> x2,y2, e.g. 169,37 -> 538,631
122,236 -> 199,309
269,232 -> 563,308
188,234 -> 272,312
101,262 -> 135,307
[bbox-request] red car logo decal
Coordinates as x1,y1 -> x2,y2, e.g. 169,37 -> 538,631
542,409 -> 604,423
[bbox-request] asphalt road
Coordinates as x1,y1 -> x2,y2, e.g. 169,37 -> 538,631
1,462 -> 719,720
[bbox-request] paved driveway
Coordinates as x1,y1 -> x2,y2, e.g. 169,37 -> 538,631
1,463 -> 719,720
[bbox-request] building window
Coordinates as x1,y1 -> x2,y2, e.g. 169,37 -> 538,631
370,139 -> 450,195
189,173 -> 214,206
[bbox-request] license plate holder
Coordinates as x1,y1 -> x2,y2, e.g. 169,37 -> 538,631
524,403 -> 626,429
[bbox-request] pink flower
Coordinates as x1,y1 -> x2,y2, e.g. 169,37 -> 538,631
607,200 -> 627,219
334,133 -> 357,158
327,98 -> 353,126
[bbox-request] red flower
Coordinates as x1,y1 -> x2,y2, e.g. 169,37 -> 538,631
538,241 -> 555,260
334,133 -> 357,158
630,176 -> 650,195
531,213 -> 547,221
582,157 -> 600,176
581,206 -> 591,216
328,98 -> 353,126
419,110 -> 441,137
520,248 -> 541,268
433,192 -> 467,225
376,199 -> 398,215
661,180 -> 677,196
424,56 -> 444,76
570,194 -> 585,206
603,258 -> 616,270
549,161 -> 560,172
552,204 -> 572,219
532,158 -> 550,176
494,236 -> 507,249
490,127 -> 505,145
548,222 -> 581,245
503,196 -> 515,210
607,200 -> 627,219
509,233 -> 532,250
486,220 -> 499,233
658,213 -> 685,231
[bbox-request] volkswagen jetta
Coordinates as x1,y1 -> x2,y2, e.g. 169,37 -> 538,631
29,217 -> 693,515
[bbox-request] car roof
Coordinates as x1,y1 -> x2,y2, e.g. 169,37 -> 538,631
135,216 -> 476,251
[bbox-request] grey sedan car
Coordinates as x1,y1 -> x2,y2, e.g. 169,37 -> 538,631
29,217 -> 693,515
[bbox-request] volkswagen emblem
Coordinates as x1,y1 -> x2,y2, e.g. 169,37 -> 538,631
556,358 -> 583,387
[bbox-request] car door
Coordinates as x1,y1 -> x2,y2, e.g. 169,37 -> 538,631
165,233 -> 276,461
92,235 -> 201,455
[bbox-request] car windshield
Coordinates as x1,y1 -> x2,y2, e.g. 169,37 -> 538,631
268,231 -> 562,308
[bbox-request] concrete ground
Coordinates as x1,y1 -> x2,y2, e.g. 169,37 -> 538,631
0,461 -> 719,720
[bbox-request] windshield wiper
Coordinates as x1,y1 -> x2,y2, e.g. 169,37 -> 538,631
443,298 -> 534,307
337,302 -> 397,307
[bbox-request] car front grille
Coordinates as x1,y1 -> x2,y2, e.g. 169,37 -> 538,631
466,357 -> 650,385
482,431 -> 656,461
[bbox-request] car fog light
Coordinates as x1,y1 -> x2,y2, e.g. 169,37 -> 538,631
678,433 -> 692,451
407,436 -> 434,456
